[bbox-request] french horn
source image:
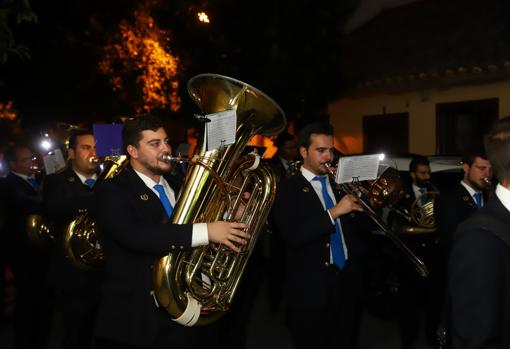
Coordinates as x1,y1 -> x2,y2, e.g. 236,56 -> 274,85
153,74 -> 286,326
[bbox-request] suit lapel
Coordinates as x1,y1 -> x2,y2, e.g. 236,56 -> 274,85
457,183 -> 478,210
123,167 -> 168,222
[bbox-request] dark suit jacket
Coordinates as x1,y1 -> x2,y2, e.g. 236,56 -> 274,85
448,194 -> 510,349
3,172 -> 44,262
272,172 -> 369,310
92,166 -> 193,346
435,183 -> 479,257
43,167 -> 98,291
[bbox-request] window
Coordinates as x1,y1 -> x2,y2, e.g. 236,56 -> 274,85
363,113 -> 409,154
436,98 -> 498,155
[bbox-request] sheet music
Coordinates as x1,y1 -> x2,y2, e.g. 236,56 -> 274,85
43,149 -> 66,174
335,154 -> 382,183
206,110 -> 237,151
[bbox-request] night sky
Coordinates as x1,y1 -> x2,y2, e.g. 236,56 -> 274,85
0,0 -> 361,134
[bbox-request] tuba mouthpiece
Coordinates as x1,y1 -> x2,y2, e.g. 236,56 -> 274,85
89,156 -> 100,164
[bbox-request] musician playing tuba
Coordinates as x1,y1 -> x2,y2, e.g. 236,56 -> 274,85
42,128 -> 101,349
92,116 -> 250,348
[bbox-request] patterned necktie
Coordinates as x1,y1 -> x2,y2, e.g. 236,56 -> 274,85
84,178 -> 96,188
418,187 -> 427,205
27,176 -> 38,190
474,192 -> 482,208
313,176 -> 345,269
153,184 -> 174,218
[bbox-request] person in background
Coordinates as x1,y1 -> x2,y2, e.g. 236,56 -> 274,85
43,128 -> 100,349
3,143 -> 49,349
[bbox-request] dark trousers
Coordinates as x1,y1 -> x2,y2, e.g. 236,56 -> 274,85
286,264 -> 363,349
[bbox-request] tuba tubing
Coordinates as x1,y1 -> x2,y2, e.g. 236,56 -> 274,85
324,163 -> 429,277
153,74 -> 286,326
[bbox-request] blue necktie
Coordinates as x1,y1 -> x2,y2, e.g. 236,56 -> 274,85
474,192 -> 482,208
418,187 -> 427,205
154,184 -> 174,218
27,176 -> 38,190
84,178 -> 96,188
313,176 -> 345,269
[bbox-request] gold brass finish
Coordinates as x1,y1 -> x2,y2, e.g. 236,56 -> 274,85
324,163 -> 429,277
63,155 -> 129,270
26,214 -> 54,248
153,74 -> 286,326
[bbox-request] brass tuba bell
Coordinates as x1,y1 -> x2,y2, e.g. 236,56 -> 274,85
153,74 -> 286,326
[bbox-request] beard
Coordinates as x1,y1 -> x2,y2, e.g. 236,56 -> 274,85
415,178 -> 430,188
139,156 -> 171,176
466,175 -> 487,192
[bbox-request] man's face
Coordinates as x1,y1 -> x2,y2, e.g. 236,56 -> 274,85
280,139 -> 298,161
411,164 -> 431,187
10,147 -> 35,176
128,128 -> 172,176
464,157 -> 492,191
69,134 -> 98,176
300,133 -> 334,176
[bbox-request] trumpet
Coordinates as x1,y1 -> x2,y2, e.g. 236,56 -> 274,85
324,162 -> 429,277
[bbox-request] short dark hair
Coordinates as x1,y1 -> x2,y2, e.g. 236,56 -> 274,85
297,122 -> 333,149
274,132 -> 295,148
122,115 -> 165,152
461,151 -> 488,166
5,143 -> 32,163
484,116 -> 510,183
409,155 -> 429,172
68,129 -> 94,150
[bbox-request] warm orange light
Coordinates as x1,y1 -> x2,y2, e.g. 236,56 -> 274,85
0,101 -> 17,120
99,10 -> 181,112
197,12 -> 210,23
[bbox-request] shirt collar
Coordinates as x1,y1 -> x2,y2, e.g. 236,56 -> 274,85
11,171 -> 29,181
300,166 -> 326,183
460,180 -> 481,197
133,169 -> 167,189
73,169 -> 97,185
496,183 -> 510,213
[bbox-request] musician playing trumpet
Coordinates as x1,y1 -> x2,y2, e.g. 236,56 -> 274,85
271,122 -> 370,349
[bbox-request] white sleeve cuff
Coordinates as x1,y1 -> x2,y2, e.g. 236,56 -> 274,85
192,223 -> 209,247
327,209 -> 336,225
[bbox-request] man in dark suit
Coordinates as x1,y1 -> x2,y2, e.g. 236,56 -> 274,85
271,122 -> 368,349
266,131 -> 298,181
435,152 -> 492,257
43,129 -> 101,349
448,116 -> 510,348
391,155 -> 441,349
92,116 -> 249,349
3,143 -> 49,348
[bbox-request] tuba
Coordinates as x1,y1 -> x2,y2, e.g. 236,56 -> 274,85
63,155 -> 128,269
153,74 -> 286,326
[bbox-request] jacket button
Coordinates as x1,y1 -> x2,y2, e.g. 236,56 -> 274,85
324,262 -> 330,267
171,245 -> 175,249
180,246 -> 184,250
326,243 -> 330,248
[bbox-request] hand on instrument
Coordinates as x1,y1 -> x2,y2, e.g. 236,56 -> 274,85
328,194 -> 363,219
207,221 -> 250,253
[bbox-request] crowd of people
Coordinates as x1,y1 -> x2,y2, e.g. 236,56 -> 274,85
0,114 -> 509,349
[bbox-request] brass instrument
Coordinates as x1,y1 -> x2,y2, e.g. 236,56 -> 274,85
324,163 -> 429,277
153,74 -> 286,326
27,214 -> 54,247
63,155 -> 128,269
390,183 -> 440,234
